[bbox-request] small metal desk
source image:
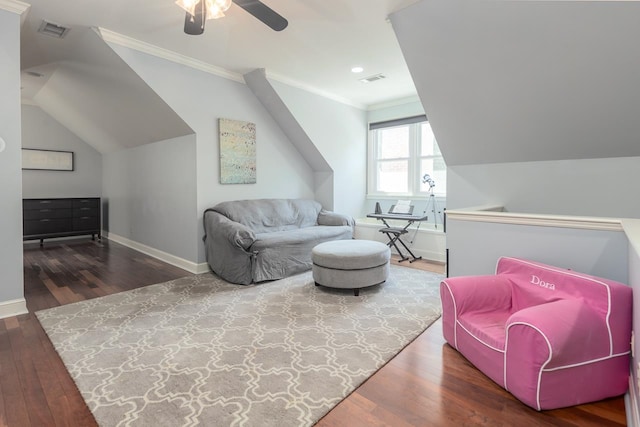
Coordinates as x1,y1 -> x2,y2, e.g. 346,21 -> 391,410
366,212 -> 428,263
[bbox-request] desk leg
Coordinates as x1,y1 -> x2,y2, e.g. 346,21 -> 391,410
396,236 -> 422,263
382,232 -> 409,262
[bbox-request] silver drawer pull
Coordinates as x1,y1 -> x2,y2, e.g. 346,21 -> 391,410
40,209 -> 50,212
40,201 -> 51,204
81,216 -> 91,219
40,219 -> 50,222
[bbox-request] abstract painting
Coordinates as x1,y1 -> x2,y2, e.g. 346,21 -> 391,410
219,118 -> 256,184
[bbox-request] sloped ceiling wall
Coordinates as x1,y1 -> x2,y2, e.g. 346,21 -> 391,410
391,0 -> 640,167
22,25 -> 193,153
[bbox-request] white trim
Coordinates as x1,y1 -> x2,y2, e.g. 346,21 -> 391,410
505,321 -> 553,411
456,319 -> 505,354
542,351 -> 630,372
446,209 -> 624,232
95,28 -> 366,110
0,0 -> 30,14
0,298 -> 28,319
626,374 -> 640,427
95,28 -> 244,83
440,281 -> 458,349
367,95 -> 421,111
104,232 -> 201,274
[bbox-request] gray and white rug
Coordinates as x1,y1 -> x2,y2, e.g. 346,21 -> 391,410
36,265 -> 443,427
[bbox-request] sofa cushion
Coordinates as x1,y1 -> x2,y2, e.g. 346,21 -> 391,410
213,199 -> 322,233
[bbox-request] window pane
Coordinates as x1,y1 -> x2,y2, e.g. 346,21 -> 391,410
420,157 -> 447,193
378,126 -> 409,159
420,123 -> 441,157
377,160 -> 408,193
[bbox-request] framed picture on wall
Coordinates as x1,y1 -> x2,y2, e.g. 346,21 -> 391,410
219,118 -> 256,184
22,148 -> 74,171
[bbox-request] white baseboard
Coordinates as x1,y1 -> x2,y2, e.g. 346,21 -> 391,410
104,232 -> 205,275
0,298 -> 28,319
627,374 -> 640,427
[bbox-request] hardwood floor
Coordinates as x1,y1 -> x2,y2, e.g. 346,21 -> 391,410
1,240 -> 627,426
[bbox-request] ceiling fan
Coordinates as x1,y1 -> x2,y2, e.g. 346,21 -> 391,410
177,0 -> 288,35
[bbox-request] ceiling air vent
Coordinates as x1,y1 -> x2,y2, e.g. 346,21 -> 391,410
359,73 -> 386,83
38,20 -> 71,39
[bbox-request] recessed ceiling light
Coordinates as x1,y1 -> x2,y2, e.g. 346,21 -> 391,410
351,66 -> 364,74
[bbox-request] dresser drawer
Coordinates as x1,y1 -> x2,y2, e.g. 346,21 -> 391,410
23,199 -> 73,210
73,198 -> 100,209
24,218 -> 73,235
23,208 -> 73,220
73,206 -> 99,217
73,216 -> 100,231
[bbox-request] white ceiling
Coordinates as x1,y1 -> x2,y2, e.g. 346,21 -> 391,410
20,0 -> 420,108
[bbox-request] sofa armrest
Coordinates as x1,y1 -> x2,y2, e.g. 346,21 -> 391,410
506,299 -> 611,366
440,275 -> 513,315
203,209 -> 257,285
504,299 -> 614,409
317,209 -> 355,227
204,209 -> 256,250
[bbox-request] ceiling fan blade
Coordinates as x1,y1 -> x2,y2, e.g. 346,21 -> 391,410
184,0 -> 206,35
232,0 -> 288,32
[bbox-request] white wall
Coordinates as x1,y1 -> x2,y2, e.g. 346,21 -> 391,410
448,157 -> 640,219
22,105 -> 102,198
446,218 -> 628,283
102,134 -> 198,262
0,8 -> 26,316
105,44 -> 316,264
270,80 -> 368,218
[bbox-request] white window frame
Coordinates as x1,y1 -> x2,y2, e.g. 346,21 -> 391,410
367,115 -> 446,198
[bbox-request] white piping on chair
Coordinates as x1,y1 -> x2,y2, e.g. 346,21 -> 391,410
500,257 -> 615,356
505,321 -> 553,411
441,280 -> 459,349
542,351 -> 630,372
456,320 -> 505,353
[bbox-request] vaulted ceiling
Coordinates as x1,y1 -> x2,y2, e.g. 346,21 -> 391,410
19,0 -> 420,153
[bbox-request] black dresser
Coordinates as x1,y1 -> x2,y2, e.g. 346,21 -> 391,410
23,198 -> 101,246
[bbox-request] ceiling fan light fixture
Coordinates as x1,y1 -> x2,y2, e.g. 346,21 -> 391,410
206,0 -> 230,20
175,0 -> 199,16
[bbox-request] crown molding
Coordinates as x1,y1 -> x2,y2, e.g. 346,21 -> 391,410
96,27 -> 244,84
0,0 -> 30,15
367,94 -> 421,111
95,27 -> 366,111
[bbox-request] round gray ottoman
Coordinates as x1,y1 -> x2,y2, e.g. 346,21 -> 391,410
312,240 -> 391,296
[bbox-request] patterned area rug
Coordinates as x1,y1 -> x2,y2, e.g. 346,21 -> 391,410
36,265 -> 443,427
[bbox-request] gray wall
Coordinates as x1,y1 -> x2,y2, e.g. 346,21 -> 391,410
447,157 -> 640,219
0,8 -> 25,305
102,134 -> 198,262
22,105 -> 102,198
271,80 -> 368,218
446,219 -> 629,284
105,44 -> 316,264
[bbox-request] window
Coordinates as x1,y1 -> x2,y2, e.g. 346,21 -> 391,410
368,115 -> 446,197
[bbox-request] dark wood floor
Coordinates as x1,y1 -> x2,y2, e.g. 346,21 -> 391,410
0,239 -> 627,426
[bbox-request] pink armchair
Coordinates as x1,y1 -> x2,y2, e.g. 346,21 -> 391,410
440,257 -> 632,410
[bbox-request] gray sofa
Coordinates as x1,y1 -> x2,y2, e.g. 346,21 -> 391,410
203,198 -> 354,284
